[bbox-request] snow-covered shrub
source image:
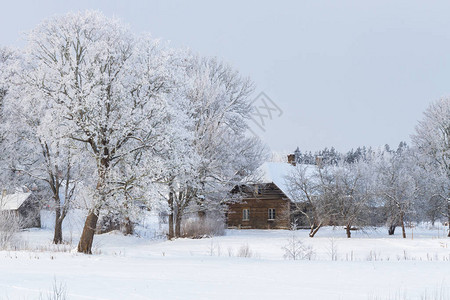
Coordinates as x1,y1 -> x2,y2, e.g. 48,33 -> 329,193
366,250 -> 381,261
282,233 -> 315,260
39,278 -> 67,300
133,211 -> 165,239
236,243 -> 254,258
97,211 -> 122,234
0,211 -> 22,250
181,215 -> 225,238
282,222 -> 315,260
369,285 -> 449,300
420,285 -> 449,300
206,238 -> 222,256
328,237 -> 339,261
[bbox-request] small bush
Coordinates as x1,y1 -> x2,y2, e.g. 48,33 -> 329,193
328,238 -> 338,261
181,215 -> 225,238
0,211 -> 22,250
206,238 -> 222,256
39,278 -> 67,300
282,234 -> 315,260
420,285 -> 449,300
368,285 -> 449,300
236,243 -> 254,258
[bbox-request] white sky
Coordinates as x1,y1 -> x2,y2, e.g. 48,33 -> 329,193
1,0 -> 450,153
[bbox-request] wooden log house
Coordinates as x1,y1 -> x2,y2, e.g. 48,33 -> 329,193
227,182 -> 291,229
227,161 -> 297,230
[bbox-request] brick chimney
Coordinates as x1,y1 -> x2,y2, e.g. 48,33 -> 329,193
316,156 -> 323,168
287,154 -> 296,166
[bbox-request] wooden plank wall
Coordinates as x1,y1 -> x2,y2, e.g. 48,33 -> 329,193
227,183 -> 291,229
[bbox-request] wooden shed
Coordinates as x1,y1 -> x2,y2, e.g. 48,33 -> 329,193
0,192 -> 41,228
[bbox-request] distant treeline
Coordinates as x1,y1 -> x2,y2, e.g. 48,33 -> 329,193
293,141 -> 408,165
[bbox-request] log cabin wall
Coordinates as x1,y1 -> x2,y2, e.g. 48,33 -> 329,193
227,183 -> 291,229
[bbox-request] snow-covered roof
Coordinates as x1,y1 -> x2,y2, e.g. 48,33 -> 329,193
257,162 -> 316,200
0,192 -> 32,210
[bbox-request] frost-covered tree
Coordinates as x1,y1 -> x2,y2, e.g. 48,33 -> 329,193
330,160 -> 374,238
375,143 -> 417,238
285,164 -> 325,237
0,47 -> 17,160
3,11 -> 265,247
0,48 -> 39,193
20,11 -> 182,253
286,160 -> 372,238
0,47 -> 13,182
2,91 -> 83,244
410,151 -> 446,225
282,222 -> 314,260
3,45 -> 86,244
0,47 -> 17,109
165,56 -> 266,238
412,98 -> 450,236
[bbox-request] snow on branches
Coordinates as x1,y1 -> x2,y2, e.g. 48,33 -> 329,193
0,11 -> 265,253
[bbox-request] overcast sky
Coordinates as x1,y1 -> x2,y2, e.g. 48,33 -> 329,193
1,0 -> 450,153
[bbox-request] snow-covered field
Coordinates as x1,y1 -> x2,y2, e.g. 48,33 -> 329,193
0,212 -> 449,300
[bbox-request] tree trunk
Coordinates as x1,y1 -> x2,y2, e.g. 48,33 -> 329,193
447,202 -> 450,237
53,218 -> 63,244
174,190 -> 185,238
198,210 -> 206,220
400,212 -> 406,238
77,139 -> 108,254
175,212 -> 182,238
122,217 -> 133,235
388,225 -> 396,235
168,191 -> 174,239
447,215 -> 450,238
309,223 -> 322,237
346,225 -> 351,238
77,211 -> 99,254
53,207 -> 63,244
121,199 -> 133,235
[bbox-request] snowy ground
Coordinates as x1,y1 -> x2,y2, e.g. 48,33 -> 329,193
0,212 -> 449,300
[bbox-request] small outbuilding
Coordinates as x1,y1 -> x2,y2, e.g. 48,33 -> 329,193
0,192 -> 41,228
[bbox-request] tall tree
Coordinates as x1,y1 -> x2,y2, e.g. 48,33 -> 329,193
0,48 -> 41,195
286,164 -> 326,237
21,11 -> 179,253
0,47 -> 14,109
412,98 -> 450,237
5,100 -> 82,244
330,160 -> 374,238
169,56 -> 265,237
375,144 -> 417,238
0,47 -> 14,181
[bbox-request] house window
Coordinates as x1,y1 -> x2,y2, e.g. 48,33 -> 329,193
268,208 -> 276,220
242,208 -> 250,221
